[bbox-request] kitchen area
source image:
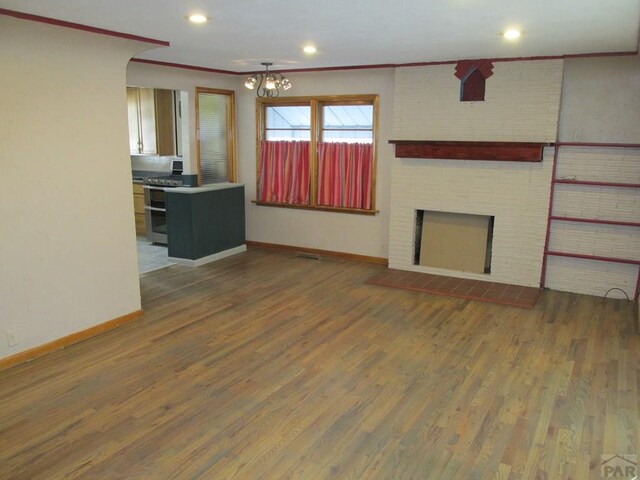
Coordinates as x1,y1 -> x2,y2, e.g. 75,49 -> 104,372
128,86 -> 245,274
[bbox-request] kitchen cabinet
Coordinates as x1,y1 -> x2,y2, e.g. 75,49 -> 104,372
154,89 -> 177,156
127,87 -> 177,156
132,183 -> 146,236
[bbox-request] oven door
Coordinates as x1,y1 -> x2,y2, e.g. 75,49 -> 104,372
145,206 -> 168,244
144,186 -> 167,209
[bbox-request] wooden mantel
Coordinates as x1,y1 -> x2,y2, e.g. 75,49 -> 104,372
388,140 -> 552,162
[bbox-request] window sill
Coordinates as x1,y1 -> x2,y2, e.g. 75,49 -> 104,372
252,200 -> 378,216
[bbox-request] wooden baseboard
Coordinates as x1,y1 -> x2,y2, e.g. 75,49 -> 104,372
0,309 -> 144,372
246,240 -> 388,266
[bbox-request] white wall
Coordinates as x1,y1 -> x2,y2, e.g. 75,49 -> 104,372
545,56 -> 640,299
0,17 -> 152,359
239,68 -> 395,258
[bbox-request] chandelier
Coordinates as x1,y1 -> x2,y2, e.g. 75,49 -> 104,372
244,62 -> 292,97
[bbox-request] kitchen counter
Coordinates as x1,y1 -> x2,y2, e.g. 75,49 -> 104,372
171,182 -> 244,193
165,184 -> 246,266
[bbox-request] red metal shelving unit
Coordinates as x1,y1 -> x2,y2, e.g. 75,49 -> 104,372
540,142 -> 640,302
554,179 -> 640,188
549,216 -> 640,228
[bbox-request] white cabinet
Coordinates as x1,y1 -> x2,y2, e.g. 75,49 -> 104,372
128,87 -> 158,155
128,87 -> 180,156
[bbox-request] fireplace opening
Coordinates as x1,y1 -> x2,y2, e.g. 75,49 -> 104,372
414,210 -> 494,274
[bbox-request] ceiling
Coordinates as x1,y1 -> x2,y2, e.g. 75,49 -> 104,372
2,0 -> 639,73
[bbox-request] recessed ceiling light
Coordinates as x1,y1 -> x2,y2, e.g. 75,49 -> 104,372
188,14 -> 208,24
303,45 -> 317,54
503,29 -> 521,40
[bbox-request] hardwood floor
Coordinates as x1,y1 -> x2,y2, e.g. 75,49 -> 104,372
0,248 -> 637,479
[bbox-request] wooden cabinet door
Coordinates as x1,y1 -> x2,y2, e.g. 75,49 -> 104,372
155,89 -> 176,156
138,88 -> 157,155
127,87 -> 141,154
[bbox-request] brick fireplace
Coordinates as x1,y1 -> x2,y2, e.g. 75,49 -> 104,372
388,59 -> 563,287
388,149 -> 554,287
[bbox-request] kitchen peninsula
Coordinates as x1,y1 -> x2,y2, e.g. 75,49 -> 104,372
165,183 -> 246,266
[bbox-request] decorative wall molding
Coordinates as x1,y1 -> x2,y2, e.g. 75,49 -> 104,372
454,60 -> 494,80
0,8 -> 169,46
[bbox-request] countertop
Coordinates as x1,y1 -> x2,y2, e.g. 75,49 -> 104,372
170,183 -> 245,194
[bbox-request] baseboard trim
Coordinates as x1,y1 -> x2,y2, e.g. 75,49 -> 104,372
246,241 -> 388,266
0,309 -> 144,372
169,244 -> 247,267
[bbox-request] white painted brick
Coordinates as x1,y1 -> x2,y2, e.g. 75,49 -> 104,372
555,147 -> 640,183
549,222 -> 640,261
388,148 -> 555,287
388,59 -> 639,297
545,256 -> 637,300
393,60 -> 564,142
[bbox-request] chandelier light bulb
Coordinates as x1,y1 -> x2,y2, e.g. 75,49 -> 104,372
244,76 -> 257,89
265,75 -> 276,90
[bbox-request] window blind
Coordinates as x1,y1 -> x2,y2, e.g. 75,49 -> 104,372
198,92 -> 229,184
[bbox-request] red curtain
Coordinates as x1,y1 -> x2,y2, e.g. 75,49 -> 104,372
317,142 -> 373,209
259,141 -> 310,205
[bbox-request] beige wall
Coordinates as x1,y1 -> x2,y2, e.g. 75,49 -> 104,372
127,64 -> 395,259
0,17 -> 152,360
239,68 -> 395,258
393,60 -> 564,142
559,56 -> 640,143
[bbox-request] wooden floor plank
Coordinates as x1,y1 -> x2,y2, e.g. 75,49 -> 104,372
0,248 -> 637,480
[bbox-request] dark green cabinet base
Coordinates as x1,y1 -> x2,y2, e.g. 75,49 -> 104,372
166,184 -> 245,263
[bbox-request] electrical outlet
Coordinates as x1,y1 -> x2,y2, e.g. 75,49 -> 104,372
6,329 -> 18,347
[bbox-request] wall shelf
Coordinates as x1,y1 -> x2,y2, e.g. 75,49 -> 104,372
545,250 -> 640,266
388,140 -> 550,162
554,179 -> 640,188
540,142 -> 640,302
550,216 -> 640,228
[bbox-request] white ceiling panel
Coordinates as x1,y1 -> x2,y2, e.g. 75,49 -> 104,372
1,0 -> 638,72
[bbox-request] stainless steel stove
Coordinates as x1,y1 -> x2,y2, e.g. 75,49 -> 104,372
144,160 -> 184,186
144,160 -> 183,244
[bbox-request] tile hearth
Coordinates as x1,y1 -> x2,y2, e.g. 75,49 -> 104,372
366,269 -> 541,308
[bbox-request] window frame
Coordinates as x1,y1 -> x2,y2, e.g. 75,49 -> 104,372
195,87 -> 237,186
255,94 -> 378,215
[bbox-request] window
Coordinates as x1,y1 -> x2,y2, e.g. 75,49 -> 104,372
256,95 -> 377,214
321,104 -> 374,143
196,88 -> 237,185
266,105 -> 311,141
